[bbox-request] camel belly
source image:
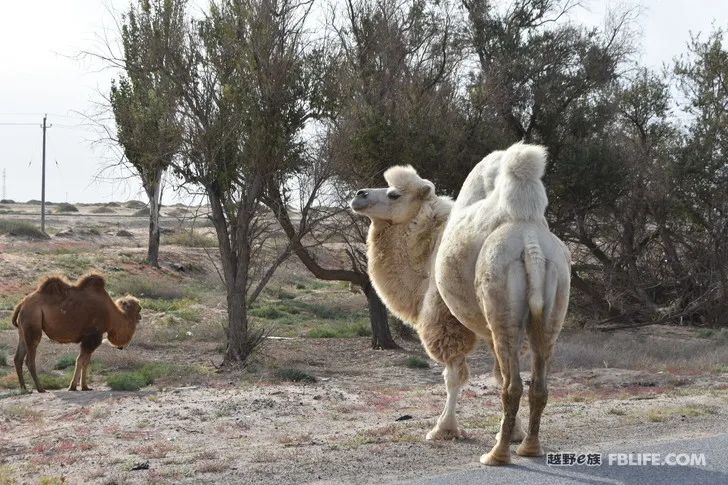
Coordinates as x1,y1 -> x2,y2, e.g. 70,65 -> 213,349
435,215 -> 490,337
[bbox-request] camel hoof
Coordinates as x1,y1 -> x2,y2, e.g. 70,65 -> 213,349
81,387 -> 93,391
480,450 -> 511,466
516,440 -> 544,457
36,388 -> 47,394
426,426 -> 463,441
68,386 -> 78,392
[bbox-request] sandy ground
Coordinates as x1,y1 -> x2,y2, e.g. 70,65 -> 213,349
1,338 -> 727,484
1,204 -> 727,484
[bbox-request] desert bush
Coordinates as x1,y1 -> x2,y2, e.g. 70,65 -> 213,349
165,230 -> 217,248
0,220 -> 48,239
0,351 -> 7,367
274,368 -> 316,383
110,275 -> 185,300
55,203 -> 79,213
0,199 -> 14,204
249,304 -> 287,320
107,371 -> 150,391
307,320 -> 371,338
132,207 -> 150,217
39,373 -> 70,390
91,206 -> 116,214
553,330 -> 728,371
54,354 -> 76,370
125,200 -> 146,209
405,356 -> 429,369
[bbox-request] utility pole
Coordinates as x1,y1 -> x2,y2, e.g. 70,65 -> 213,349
41,114 -> 51,233
2,169 -> 5,200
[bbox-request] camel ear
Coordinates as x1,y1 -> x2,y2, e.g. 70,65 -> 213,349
416,180 -> 435,200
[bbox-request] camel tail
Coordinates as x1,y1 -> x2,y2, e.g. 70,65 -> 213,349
498,143 -> 549,221
11,301 -> 21,327
523,230 -> 545,324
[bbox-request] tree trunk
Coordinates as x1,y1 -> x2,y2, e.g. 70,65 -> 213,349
224,284 -> 249,364
145,168 -> 164,267
364,282 -> 400,350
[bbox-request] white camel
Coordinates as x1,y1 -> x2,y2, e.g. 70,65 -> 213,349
350,142 -> 570,465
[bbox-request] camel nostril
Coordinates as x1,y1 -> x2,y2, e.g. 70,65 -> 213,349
356,190 -> 368,198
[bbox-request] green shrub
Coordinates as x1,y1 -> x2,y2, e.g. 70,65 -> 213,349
143,298 -> 201,322
405,356 -> 430,369
307,321 -> 371,338
55,203 -> 79,213
0,351 -> 7,367
39,372 -> 70,390
54,354 -> 76,370
107,371 -> 150,391
110,275 -> 185,300
250,305 -> 287,320
166,231 -> 218,248
274,368 -> 316,383
0,220 -> 48,239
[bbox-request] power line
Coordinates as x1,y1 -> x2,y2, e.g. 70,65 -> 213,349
0,122 -> 39,126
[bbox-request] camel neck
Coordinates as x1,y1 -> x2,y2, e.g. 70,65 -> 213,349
367,202 -> 448,325
107,308 -> 136,347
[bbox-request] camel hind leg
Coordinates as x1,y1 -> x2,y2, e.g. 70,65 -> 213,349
518,262 -> 568,457
23,325 -> 45,393
14,332 -> 28,392
479,262 -> 527,466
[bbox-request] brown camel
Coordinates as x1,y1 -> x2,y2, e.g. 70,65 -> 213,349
11,274 -> 142,393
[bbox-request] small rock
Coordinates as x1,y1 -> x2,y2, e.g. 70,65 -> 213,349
395,414 -> 413,421
131,461 -> 150,471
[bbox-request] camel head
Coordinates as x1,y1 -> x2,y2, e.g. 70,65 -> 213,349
350,165 -> 435,223
105,296 -> 142,350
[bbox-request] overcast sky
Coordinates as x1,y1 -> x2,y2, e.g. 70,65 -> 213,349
1,0 -> 727,203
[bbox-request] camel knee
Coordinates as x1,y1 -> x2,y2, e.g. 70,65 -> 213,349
444,359 -> 469,390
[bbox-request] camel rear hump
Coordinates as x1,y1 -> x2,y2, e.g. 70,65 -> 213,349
496,143 -> 549,222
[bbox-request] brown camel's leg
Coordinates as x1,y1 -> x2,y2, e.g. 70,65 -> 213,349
23,327 -> 45,393
14,332 -> 28,392
80,334 -> 102,391
69,350 -> 83,391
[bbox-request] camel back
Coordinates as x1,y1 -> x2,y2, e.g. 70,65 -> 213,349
36,273 -> 107,297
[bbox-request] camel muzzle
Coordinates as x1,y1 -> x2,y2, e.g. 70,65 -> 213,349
350,192 -> 370,211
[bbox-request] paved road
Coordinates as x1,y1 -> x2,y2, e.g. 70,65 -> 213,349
411,433 -> 728,485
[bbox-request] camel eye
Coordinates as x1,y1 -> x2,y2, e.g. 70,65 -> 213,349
388,192 -> 401,200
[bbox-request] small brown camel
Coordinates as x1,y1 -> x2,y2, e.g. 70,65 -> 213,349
11,273 -> 142,393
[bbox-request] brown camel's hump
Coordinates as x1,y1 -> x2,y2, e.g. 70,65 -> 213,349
76,273 -> 107,291
37,276 -> 72,296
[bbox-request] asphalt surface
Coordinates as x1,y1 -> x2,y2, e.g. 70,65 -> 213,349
410,433 -> 728,485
